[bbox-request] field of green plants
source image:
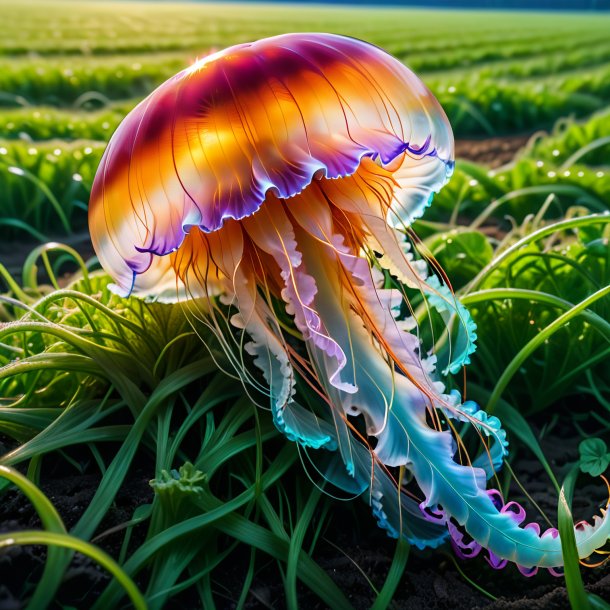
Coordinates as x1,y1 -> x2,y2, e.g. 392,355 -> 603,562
1,2 -> 609,609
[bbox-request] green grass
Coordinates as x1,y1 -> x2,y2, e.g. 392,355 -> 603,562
0,104 -> 131,140
0,53 -> 188,107
2,203 -> 609,608
1,1 -> 610,609
0,97 -> 608,243
0,140 -> 103,239
440,213 -> 610,414
0,259 -> 384,609
526,109 -> 610,167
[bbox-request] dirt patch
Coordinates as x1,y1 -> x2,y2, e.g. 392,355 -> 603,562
0,230 -> 95,284
455,134 -> 531,168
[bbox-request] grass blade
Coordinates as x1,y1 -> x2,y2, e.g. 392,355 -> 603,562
0,530 -> 146,610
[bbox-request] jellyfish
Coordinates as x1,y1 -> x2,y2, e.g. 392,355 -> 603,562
89,33 -> 610,572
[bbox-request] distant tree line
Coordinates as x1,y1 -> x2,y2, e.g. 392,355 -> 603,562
399,0 -> 610,8
264,0 -> 610,9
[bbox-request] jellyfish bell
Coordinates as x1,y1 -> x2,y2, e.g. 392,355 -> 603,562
89,33 -> 610,571
90,34 -> 453,293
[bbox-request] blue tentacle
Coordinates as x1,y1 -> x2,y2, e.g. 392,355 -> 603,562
375,384 -> 610,569
424,274 -> 478,375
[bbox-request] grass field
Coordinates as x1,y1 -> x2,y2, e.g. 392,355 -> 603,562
2,1 -> 610,240
1,2 -> 610,609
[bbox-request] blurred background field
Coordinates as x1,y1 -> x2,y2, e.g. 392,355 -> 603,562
0,2 -> 609,609
2,2 -> 610,248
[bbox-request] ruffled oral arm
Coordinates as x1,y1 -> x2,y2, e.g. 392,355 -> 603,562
297,225 -> 610,571
229,264 -> 336,450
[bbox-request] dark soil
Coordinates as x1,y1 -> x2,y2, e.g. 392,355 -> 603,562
0,413 -> 609,610
0,230 -> 94,282
455,134 -> 531,168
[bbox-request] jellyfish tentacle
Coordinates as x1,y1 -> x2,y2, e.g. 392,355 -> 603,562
349,441 -> 452,549
442,400 -> 509,478
422,275 -> 478,375
314,158 -> 476,375
319,158 -> 430,291
235,195 -> 366,469
287,174 -> 440,398
359,302 -> 609,569
241,195 -> 358,395
193,219 -> 338,451
295,229 -> 461,543
232,264 -> 336,450
363,321 -> 610,568
294,223 -> 610,570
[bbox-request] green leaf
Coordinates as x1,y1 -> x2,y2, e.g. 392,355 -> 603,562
427,229 -> 493,289
559,467 -> 592,610
0,530 -> 146,610
579,438 -> 610,477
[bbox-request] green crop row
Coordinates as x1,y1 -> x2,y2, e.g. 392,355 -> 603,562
0,60 -> 610,141
0,53 -> 187,108
522,110 -> 610,167
3,1 -> 608,57
0,140 -> 104,240
395,33 -> 610,75
383,29 -> 582,56
431,43 -> 610,82
438,87 -> 599,138
430,157 -> 609,225
0,133 -> 608,243
432,62 -> 610,136
0,103 -> 133,141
